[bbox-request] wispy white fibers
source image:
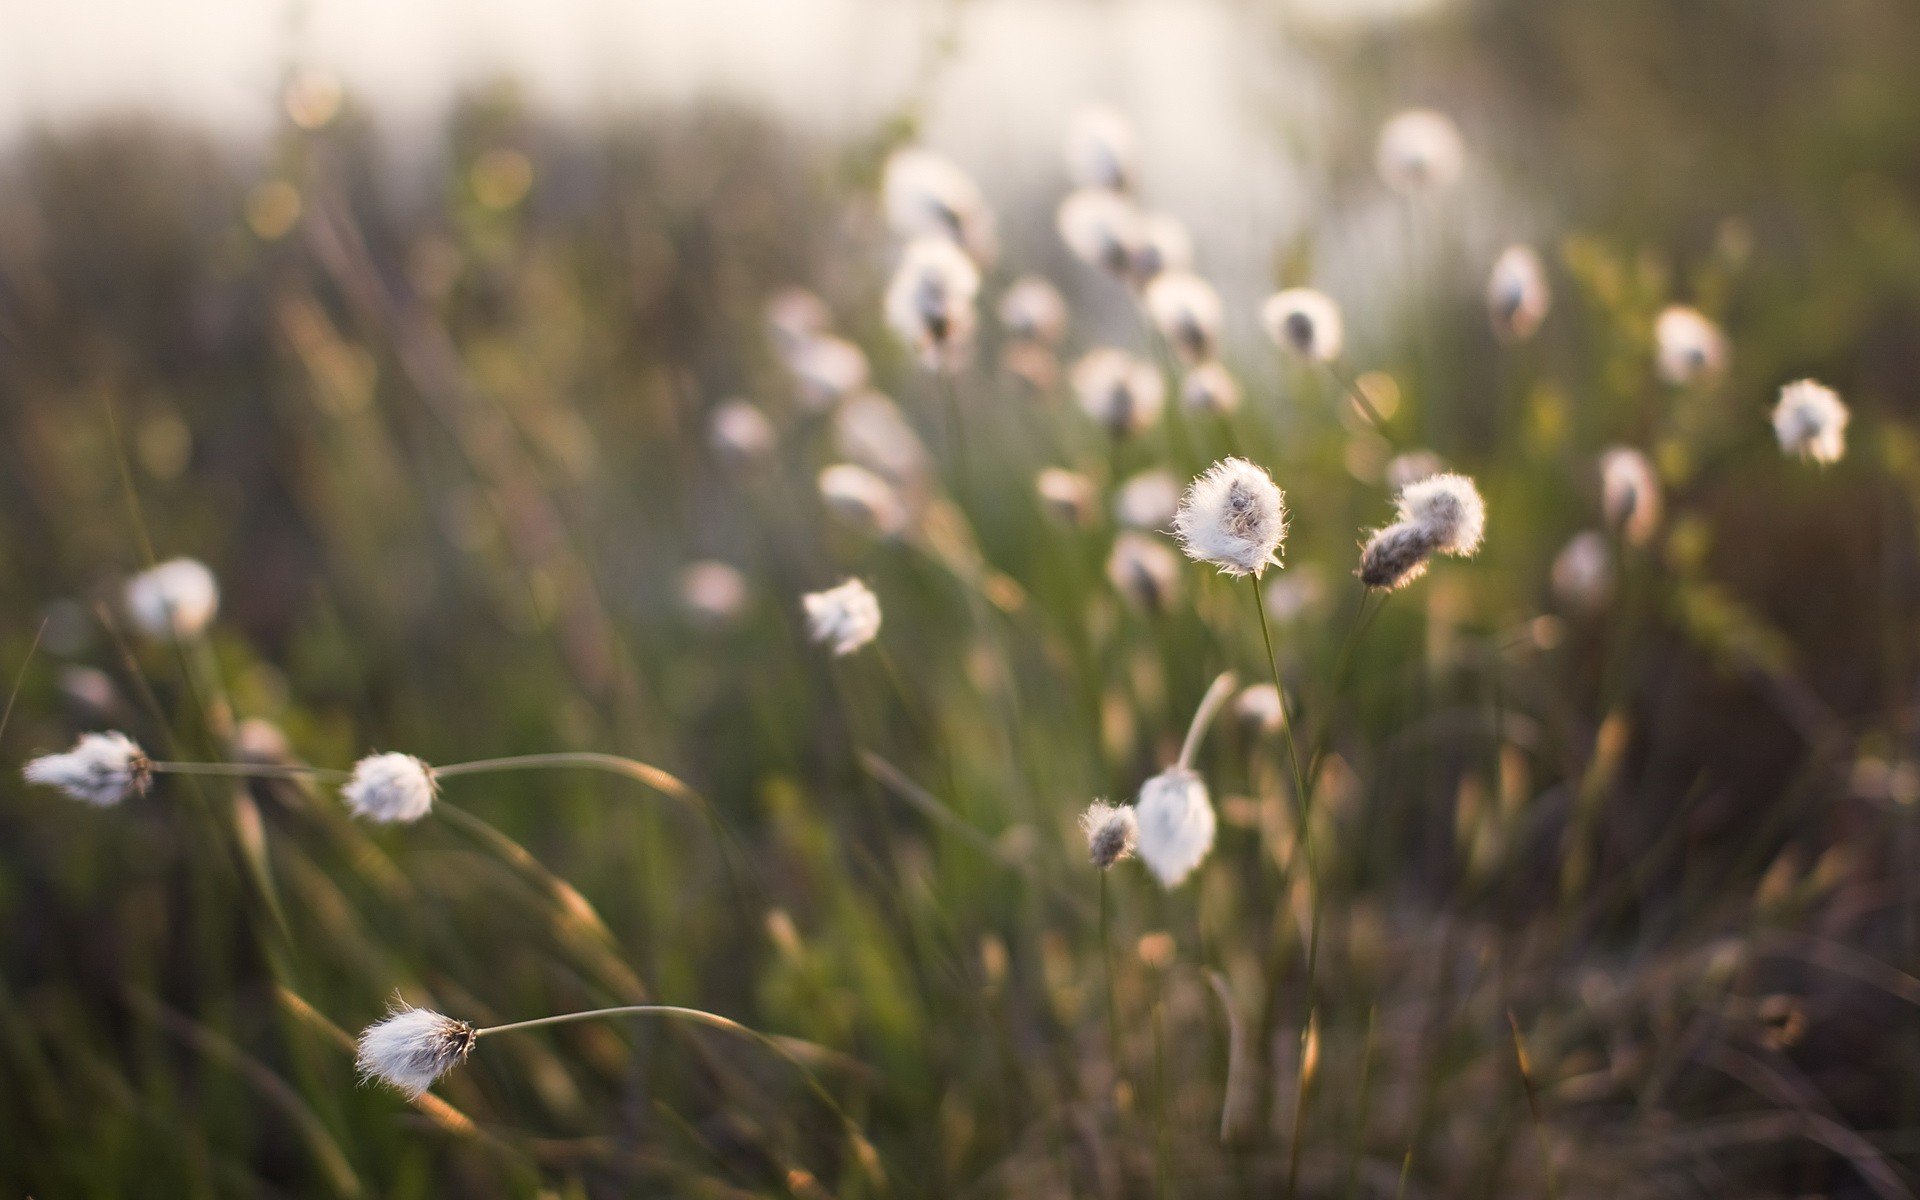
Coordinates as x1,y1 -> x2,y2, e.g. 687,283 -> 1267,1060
1057,188 -> 1144,277
23,731 -> 150,806
1772,379 -> 1850,464
803,578 -> 882,657
1487,245 -> 1551,342
1173,458 -> 1288,578
818,464 -> 910,539
1552,531 -> 1614,612
1261,289 -> 1345,362
1376,109 -> 1465,195
126,558 -> 219,640
1107,531 -> 1182,612
1065,104 -> 1137,192
343,753 -> 438,824
1144,271 -> 1223,365
708,399 -> 776,465
998,276 -> 1069,346
885,238 -> 981,370
1395,473 -> 1485,557
1654,306 -> 1727,386
679,561 -> 751,630
1181,362 -> 1242,416
1115,469 -> 1180,530
1035,468 -> 1098,528
881,146 -> 997,263
1080,800 -> 1139,869
1600,447 -> 1661,545
1358,522 -> 1437,592
1134,672 -> 1236,888
356,1004 -> 477,1098
1073,349 -> 1165,438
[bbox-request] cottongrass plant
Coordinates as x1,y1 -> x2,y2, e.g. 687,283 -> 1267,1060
884,237 -> 981,370
1064,103 -> 1137,192
125,557 -> 220,641
1375,108 -> 1465,195
1132,670 -> 1237,888
1600,447 -> 1661,545
1073,348 -> 1166,439
23,731 -> 152,807
1143,270 -> 1224,365
1771,379 -> 1850,464
1654,304 -> 1728,386
1359,472 -> 1487,591
1487,244 -> 1551,341
802,578 -> 883,658
1107,531 -> 1182,613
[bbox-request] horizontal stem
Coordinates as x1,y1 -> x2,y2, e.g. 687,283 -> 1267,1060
149,761 -> 349,782
431,752 -> 698,806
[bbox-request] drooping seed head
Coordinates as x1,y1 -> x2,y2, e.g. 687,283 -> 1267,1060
125,558 -> 219,641
1072,348 -> 1165,438
1600,447 -> 1661,545
1115,469 -> 1180,531
1551,531 -> 1614,612
1771,379 -> 1849,465
1395,472 -> 1485,557
342,753 -> 437,824
885,238 -> 981,370
1358,521 -> 1437,591
881,146 -> 997,263
1261,288 -> 1344,362
1057,188 -> 1145,277
1172,457 -> 1288,578
1654,306 -> 1727,386
1134,767 -> 1216,887
356,1004 -> 477,1098
802,578 -> 882,657
1080,800 -> 1139,869
1487,245 -> 1551,342
1035,468 -> 1099,529
835,392 -> 929,487
1065,104 -> 1137,192
23,731 -> 151,807
708,399 -> 777,465
998,275 -> 1069,346
1144,271 -> 1223,365
1376,108 -> 1465,195
1107,531 -> 1182,612
679,561 -> 751,629
819,464 -> 911,539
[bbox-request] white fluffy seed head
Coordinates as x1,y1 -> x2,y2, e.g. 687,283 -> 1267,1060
834,392 -> 929,486
126,558 -> 219,640
1358,522 -> 1437,592
23,731 -> 151,807
1487,245 -> 1551,342
356,1004 -> 477,1098
1376,108 -> 1465,195
819,464 -> 911,539
998,275 -> 1069,345
1181,362 -> 1241,416
1654,306 -> 1727,386
786,335 -> 870,411
679,560 -> 751,629
1772,379 -> 1849,465
803,578 -> 882,657
1073,348 -> 1165,438
1144,271 -> 1223,365
343,753 -> 437,824
1395,472 -> 1485,557
1065,104 -> 1137,191
765,288 -> 832,355
1081,800 -> 1139,869
1552,531 -> 1614,612
1261,289 -> 1345,362
708,399 -> 777,465
1057,188 -> 1144,276
1600,447 -> 1661,545
1172,458 -> 1288,578
881,146 -> 996,262
1115,469 -> 1180,531
1035,468 -> 1099,528
885,238 -> 981,370
1234,684 -> 1286,735
1134,767 -> 1215,887
1130,212 -> 1193,284
1107,532 -> 1182,612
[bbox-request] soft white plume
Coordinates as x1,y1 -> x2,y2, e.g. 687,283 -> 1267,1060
1395,473 -> 1485,557
881,146 -> 996,262
708,399 -> 776,464
1261,289 -> 1345,362
803,578 -> 882,657
1115,469 -> 1180,531
679,561 -> 750,629
885,238 -> 981,369
343,753 -> 437,824
1600,447 -> 1661,545
1487,245 -> 1551,342
1172,458 -> 1288,578
1181,362 -> 1242,416
998,276 -> 1069,345
1035,468 -> 1098,528
1144,271 -> 1223,365
1654,306 -> 1727,386
1057,188 -> 1144,276
1073,349 -> 1165,438
1772,379 -> 1849,465
1552,531 -> 1614,612
1107,532 -> 1181,612
1134,768 -> 1216,887
126,558 -> 219,640
1081,800 -> 1139,869
23,731 -> 150,807
1376,109 -> 1465,194
356,1004 -> 477,1098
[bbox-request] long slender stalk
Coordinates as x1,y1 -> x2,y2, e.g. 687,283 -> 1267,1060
1507,1009 -> 1562,1200
1324,361 -> 1392,438
1100,873 -> 1123,1092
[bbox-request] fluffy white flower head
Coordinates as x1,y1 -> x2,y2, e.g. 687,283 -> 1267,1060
343,753 -> 437,824
1395,472 -> 1485,557
803,578 -> 882,657
1080,800 -> 1139,869
1487,245 -> 1551,342
709,400 -> 776,464
1772,379 -> 1849,465
126,558 -> 219,640
786,336 -> 869,411
1144,271 -> 1223,365
23,731 -> 150,807
1376,109 -> 1465,194
1057,188 -> 1144,276
1173,458 -> 1288,578
356,1004 -> 477,1098
679,561 -> 750,629
1065,104 -> 1137,191
1600,447 -> 1661,545
1073,348 -> 1165,438
765,288 -> 831,355
1552,531 -> 1614,612
881,147 -> 996,261
1134,768 -> 1215,887
1107,532 -> 1181,612
1235,684 -> 1286,735
1654,306 -> 1727,386
1035,468 -> 1098,528
1261,289 -> 1345,362
885,238 -> 981,369
1182,362 -> 1241,416
998,276 -> 1068,345
1359,522 -> 1437,592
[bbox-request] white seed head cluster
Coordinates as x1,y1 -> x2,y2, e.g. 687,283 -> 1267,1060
1134,767 -> 1216,887
1072,348 -> 1165,438
1654,305 -> 1727,386
803,578 -> 882,657
342,753 -> 438,824
356,1004 -> 477,1098
125,557 -> 220,640
1376,108 -> 1465,195
679,560 -> 751,629
787,335 -> 870,412
998,275 -> 1069,346
1172,458 -> 1288,578
1487,245 -> 1551,342
1115,469 -> 1180,531
818,464 -> 910,539
1771,379 -> 1849,465
708,399 -> 777,465
1057,188 -> 1144,277
881,146 -> 997,263
1065,104 -> 1137,192
1261,289 -> 1345,362
885,238 -> 981,369
1035,468 -> 1099,528
1143,270 -> 1223,365
1395,473 -> 1486,557
1358,522 -> 1439,592
1181,362 -> 1241,416
23,731 -> 151,807
1107,532 -> 1182,612
1552,531 -> 1615,612
834,392 -> 928,486
1600,447 -> 1662,545
1080,800 -> 1139,869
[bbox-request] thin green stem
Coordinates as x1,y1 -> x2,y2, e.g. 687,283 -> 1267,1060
1324,360 -> 1392,438
150,761 -> 348,781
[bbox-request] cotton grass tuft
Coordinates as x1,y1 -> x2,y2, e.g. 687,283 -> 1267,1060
342,753 -> 438,824
356,1004 -> 477,1098
23,731 -> 151,807
803,579 -> 882,657
1173,458 -> 1288,578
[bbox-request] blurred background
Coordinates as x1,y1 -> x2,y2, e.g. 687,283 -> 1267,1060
6,0 -> 1920,1196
